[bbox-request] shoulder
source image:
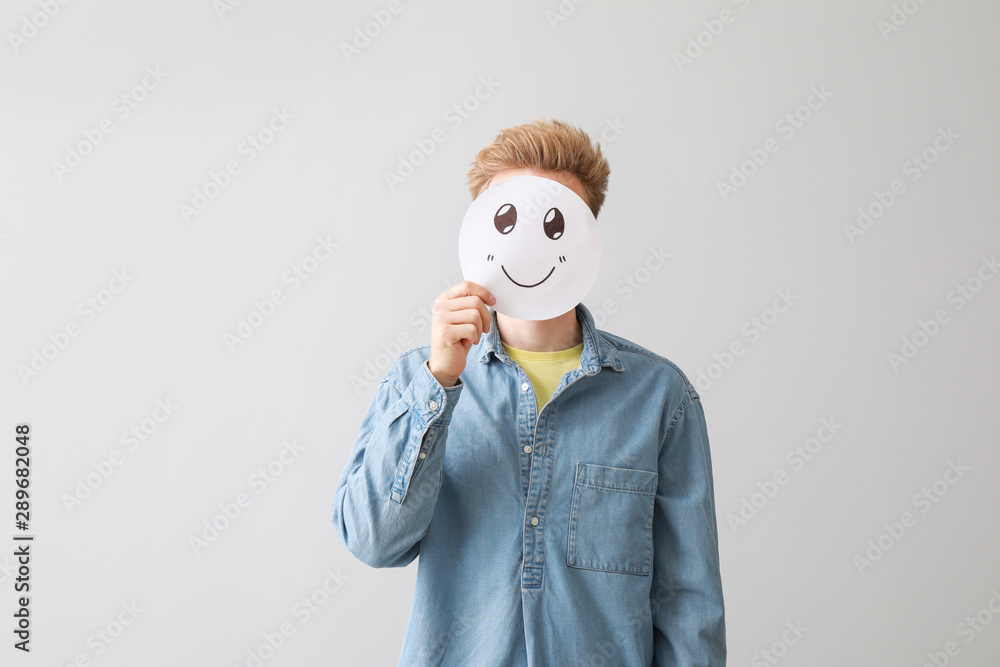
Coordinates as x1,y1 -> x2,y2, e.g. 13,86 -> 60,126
596,328 -> 700,402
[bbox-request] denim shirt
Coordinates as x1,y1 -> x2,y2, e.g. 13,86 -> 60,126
332,302 -> 726,666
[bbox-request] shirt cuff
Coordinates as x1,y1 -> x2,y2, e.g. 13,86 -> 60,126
399,359 -> 463,427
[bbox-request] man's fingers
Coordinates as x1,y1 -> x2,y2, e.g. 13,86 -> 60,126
476,298 -> 492,334
441,280 -> 495,306
442,321 -> 481,347
436,296 -> 492,333
441,310 -> 484,343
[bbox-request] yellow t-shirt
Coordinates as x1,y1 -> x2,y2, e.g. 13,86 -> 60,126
501,341 -> 584,409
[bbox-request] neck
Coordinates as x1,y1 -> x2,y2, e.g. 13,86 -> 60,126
495,307 -> 583,352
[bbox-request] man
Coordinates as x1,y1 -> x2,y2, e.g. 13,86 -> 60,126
332,118 -> 726,665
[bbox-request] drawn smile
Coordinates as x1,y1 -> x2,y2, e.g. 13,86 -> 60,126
501,264 -> 555,288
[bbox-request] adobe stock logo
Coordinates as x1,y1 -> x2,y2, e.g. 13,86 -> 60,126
886,254 -> 998,372
727,417 -> 844,534
844,126 -> 960,244
852,459 -> 970,575
188,439 -> 306,557
55,601 -> 144,667
51,66 -> 169,183
7,0 -> 74,54
384,75 -> 501,192
223,236 -> 339,352
716,86 -> 833,202
340,0 -> 405,62
695,288 -> 799,392
672,0 -> 759,73
877,0 -> 934,41
751,620 -> 808,667
921,588 -> 1000,667
62,397 -> 179,514
179,107 -> 296,224
17,269 -> 134,385
213,0 -> 250,22
233,567 -> 350,667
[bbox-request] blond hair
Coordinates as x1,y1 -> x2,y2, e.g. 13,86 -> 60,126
466,118 -> 611,218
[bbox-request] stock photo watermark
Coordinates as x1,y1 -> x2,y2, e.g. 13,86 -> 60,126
590,576 -> 681,665
596,115 -> 627,146
844,126 -> 960,244
179,107 -> 296,224
852,459 -> 970,575
61,397 -> 178,514
213,0 -> 250,22
414,601 -> 521,665
694,287 -> 798,392
717,85 -> 833,202
920,588 -> 1000,667
727,417 -> 844,534
673,0 -> 760,73
589,245 -> 672,328
340,0 -> 404,62
350,275 -> 460,394
544,0 -> 590,31
751,620 -> 809,667
7,0 -> 74,54
55,600 -> 143,667
188,438 -> 305,556
232,567 -> 350,667
417,610 -> 478,665
0,556 -> 17,587
224,236 -> 339,352
17,268 -> 134,386
877,0 -> 934,41
50,65 -> 169,184
886,253 -> 997,372
581,641 -> 616,667
384,75 -> 502,192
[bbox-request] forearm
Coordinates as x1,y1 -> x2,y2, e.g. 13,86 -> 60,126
332,359 -> 463,568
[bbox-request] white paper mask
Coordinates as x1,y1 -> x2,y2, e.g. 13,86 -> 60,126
458,174 -> 602,321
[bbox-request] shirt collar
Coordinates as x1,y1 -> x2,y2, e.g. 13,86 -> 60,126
477,302 -> 624,374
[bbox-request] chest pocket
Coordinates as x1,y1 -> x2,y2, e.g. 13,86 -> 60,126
567,462 -> 658,575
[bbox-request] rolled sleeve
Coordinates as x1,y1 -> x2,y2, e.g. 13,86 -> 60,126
390,360 -> 464,504
332,355 -> 464,568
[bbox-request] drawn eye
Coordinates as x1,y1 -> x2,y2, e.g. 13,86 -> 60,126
494,203 -> 516,234
543,207 -> 564,240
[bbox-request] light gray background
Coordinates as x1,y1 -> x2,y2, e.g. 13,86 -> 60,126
2,1 -> 999,665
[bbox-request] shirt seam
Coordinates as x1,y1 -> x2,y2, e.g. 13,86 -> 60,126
659,391 -> 695,456
600,335 -> 699,398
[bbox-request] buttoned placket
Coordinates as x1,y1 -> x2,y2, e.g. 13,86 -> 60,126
500,351 -> 594,591
479,305 -> 618,593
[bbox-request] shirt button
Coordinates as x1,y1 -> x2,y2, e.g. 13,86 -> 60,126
428,400 -> 438,410
418,451 -> 427,459
523,445 -> 532,454
530,517 -> 539,526
521,382 -> 529,391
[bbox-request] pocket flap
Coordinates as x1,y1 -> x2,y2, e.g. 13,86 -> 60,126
576,463 -> 657,494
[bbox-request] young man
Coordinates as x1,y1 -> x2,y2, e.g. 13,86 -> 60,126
332,119 -> 726,666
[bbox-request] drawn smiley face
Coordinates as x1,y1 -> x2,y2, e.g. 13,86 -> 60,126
459,174 -> 602,320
